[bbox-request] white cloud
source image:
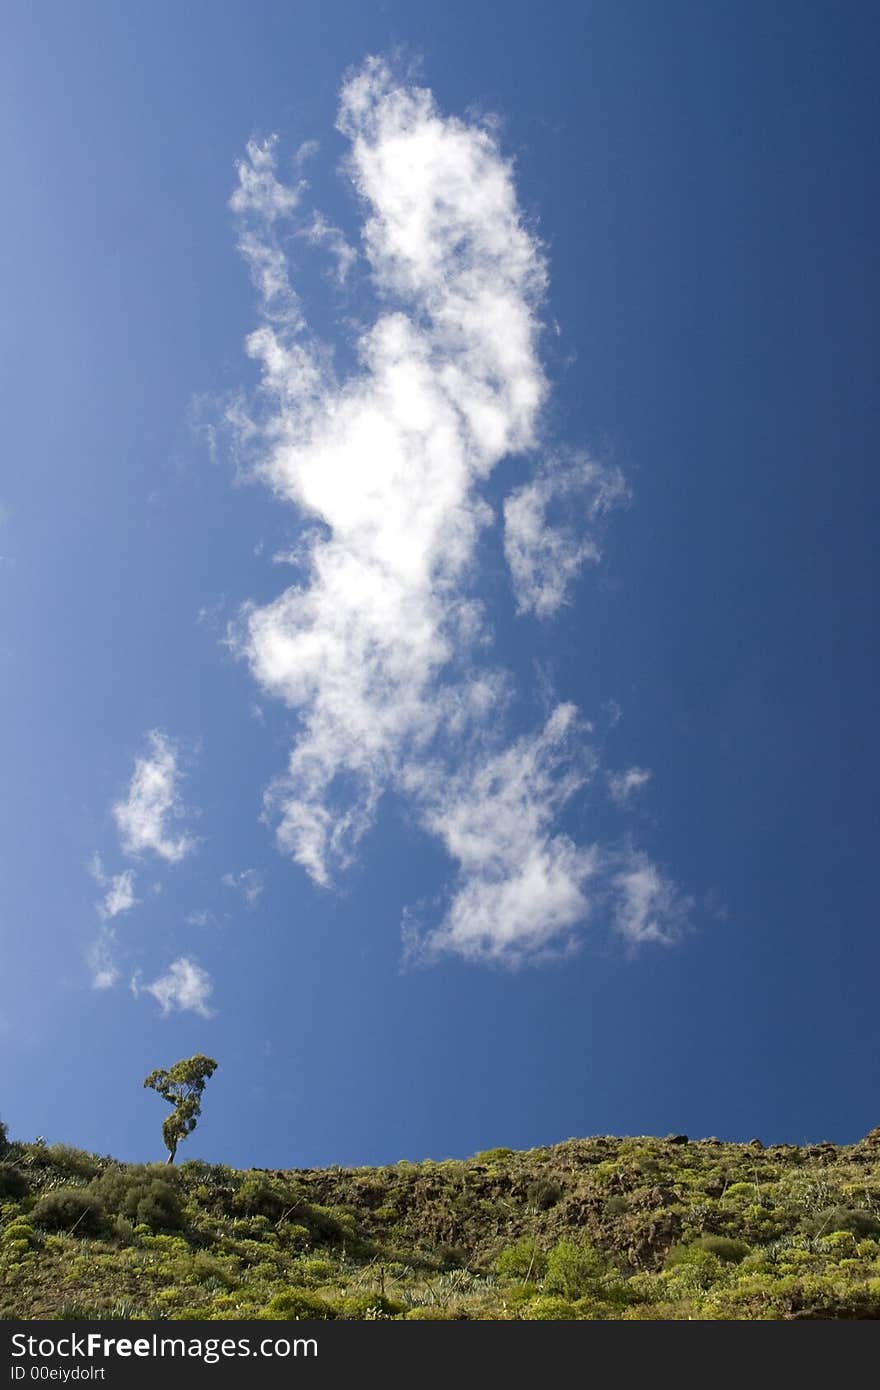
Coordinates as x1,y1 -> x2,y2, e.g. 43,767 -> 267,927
230,135 -> 302,221
141,957 -> 214,1017
607,766 -> 652,806
113,731 -> 196,864
408,705 -> 602,964
229,58 -> 688,965
233,58 -> 546,888
612,853 -> 690,946
301,212 -> 357,284
186,909 -> 216,928
87,925 -> 119,990
504,453 -> 629,618
221,868 -> 264,907
101,871 -> 137,919
230,136 -> 306,325
89,852 -> 138,919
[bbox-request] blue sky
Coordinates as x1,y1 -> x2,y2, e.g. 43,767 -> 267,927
2,1 -> 879,1168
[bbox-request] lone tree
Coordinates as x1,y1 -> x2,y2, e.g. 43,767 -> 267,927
143,1054 -> 218,1164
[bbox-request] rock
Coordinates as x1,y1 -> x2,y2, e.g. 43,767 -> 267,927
665,1134 -> 689,1145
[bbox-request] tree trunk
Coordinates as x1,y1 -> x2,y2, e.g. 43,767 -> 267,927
166,1144 -> 177,1164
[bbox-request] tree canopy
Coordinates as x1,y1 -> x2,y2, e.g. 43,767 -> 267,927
143,1054 -> 218,1164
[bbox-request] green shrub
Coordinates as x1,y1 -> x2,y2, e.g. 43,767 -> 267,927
27,1145 -> 103,1181
663,1247 -> 723,1292
289,1256 -> 336,1287
496,1237 -> 547,1280
406,1307 -> 464,1320
521,1296 -> 577,1320
803,1207 -> 880,1239
545,1240 -> 605,1299
32,1189 -> 106,1236
0,1165 -> 28,1199
473,1148 -> 514,1165
1,1217 -> 37,1253
89,1166 -> 182,1233
668,1236 -> 750,1267
263,1289 -> 336,1320
0,1119 -> 8,1156
526,1180 -> 562,1211
233,1173 -> 297,1221
334,1292 -> 406,1319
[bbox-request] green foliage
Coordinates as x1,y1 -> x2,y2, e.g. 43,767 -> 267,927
7,1127 -> 880,1320
526,1179 -> 562,1211
0,1165 -> 29,1200
143,1054 -> 218,1164
0,1119 -> 8,1156
667,1236 -> 750,1266
802,1207 -> 880,1238
663,1247 -> 724,1292
495,1237 -> 547,1280
334,1292 -> 406,1319
233,1173 -> 296,1221
406,1307 -> 462,1319
263,1288 -> 336,1319
473,1148 -> 514,1165
89,1166 -> 182,1233
26,1144 -> 104,1181
31,1189 -> 106,1237
521,1295 -> 577,1319
545,1239 -> 605,1299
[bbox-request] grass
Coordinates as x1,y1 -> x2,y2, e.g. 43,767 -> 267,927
1,1127 -> 879,1319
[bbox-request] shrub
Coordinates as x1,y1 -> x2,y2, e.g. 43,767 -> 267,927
89,1166 -> 182,1233
1,1217 -> 37,1253
663,1247 -> 723,1292
527,1179 -> 562,1211
32,1189 -> 106,1236
0,1119 -> 8,1156
334,1292 -> 406,1319
803,1207 -> 880,1239
545,1240 -> 605,1299
0,1165 -> 28,1200
406,1307 -> 464,1320
496,1237 -> 547,1280
473,1148 -> 514,1165
27,1145 -> 103,1181
288,1256 -> 336,1287
668,1236 -> 750,1266
263,1289 -> 336,1320
723,1182 -> 755,1200
521,1296 -> 577,1320
233,1173 -> 296,1222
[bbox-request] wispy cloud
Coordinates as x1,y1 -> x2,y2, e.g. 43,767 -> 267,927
87,924 -> 119,990
186,909 -> 217,928
301,212 -> 357,284
221,868 -> 264,908
86,855 -> 137,988
406,704 -> 601,964
607,766 -> 653,807
113,731 -> 196,864
232,58 -> 546,891
138,957 -> 214,1017
612,853 -> 690,946
504,453 -> 629,618
228,58 -> 688,965
90,852 -> 138,920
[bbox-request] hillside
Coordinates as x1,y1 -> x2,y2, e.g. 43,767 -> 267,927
2,1128 -> 880,1320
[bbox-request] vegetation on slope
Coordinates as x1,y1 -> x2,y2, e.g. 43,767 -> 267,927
2,1124 -> 880,1320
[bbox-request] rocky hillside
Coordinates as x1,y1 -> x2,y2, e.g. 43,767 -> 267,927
2,1128 -> 880,1319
